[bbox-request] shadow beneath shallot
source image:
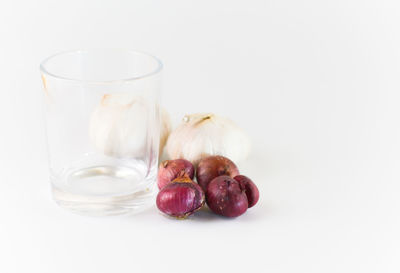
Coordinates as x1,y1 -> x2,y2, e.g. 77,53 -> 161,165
190,206 -> 221,221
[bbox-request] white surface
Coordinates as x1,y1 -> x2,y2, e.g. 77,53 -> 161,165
1,0 -> 400,272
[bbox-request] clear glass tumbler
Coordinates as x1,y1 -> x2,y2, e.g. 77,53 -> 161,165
40,49 -> 162,216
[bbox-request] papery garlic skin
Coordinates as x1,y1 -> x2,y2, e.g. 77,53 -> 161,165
89,93 -> 171,158
166,113 -> 251,164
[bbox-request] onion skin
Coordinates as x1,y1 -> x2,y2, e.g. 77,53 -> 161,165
206,175 -> 248,217
156,175 -> 205,218
157,159 -> 195,190
196,156 -> 240,191
234,175 -> 259,208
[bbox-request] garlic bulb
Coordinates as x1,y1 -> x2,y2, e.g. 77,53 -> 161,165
89,93 -> 171,158
166,113 -> 251,164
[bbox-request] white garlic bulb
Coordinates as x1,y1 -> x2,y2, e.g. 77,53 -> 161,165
89,93 -> 171,158
166,113 -> 251,164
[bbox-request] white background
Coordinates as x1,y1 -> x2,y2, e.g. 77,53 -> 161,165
0,0 -> 399,272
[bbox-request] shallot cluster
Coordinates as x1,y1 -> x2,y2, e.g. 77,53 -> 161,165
156,155 -> 259,219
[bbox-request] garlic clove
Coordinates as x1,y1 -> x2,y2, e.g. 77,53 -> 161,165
166,113 -> 251,165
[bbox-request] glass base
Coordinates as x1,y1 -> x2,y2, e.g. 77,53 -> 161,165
51,164 -> 157,216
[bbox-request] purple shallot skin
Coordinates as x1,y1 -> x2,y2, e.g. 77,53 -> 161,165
234,175 -> 259,208
157,159 -> 195,189
206,175 -> 248,217
196,156 -> 240,191
156,175 -> 205,218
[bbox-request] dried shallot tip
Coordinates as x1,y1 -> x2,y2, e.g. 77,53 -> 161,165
196,155 -> 240,191
157,159 -> 195,189
206,175 -> 248,217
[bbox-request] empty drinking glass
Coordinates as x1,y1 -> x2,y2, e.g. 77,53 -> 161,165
40,49 -> 163,216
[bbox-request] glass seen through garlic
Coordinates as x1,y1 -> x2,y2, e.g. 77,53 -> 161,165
89,93 -> 171,158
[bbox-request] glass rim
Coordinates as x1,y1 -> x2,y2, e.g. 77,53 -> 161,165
39,48 -> 163,84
